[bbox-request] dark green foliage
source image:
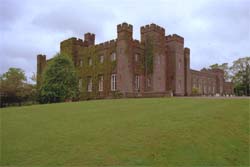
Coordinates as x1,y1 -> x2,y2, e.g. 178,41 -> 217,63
38,53 -> 79,103
230,57 -> 250,96
209,57 -> 250,96
0,68 -> 36,107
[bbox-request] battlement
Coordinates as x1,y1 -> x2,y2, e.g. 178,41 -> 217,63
84,32 -> 95,39
166,34 -> 184,44
117,22 -> 133,33
37,54 -> 46,60
209,68 -> 224,74
84,32 -> 95,46
61,37 -> 85,47
140,23 -> 165,35
97,39 -> 117,49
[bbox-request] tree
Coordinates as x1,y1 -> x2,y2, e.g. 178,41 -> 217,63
209,63 -> 230,81
38,53 -> 79,103
230,57 -> 250,96
0,68 -> 29,107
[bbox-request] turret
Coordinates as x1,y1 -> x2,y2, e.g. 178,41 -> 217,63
37,54 -> 46,87
116,22 -> 134,94
84,33 -> 95,46
60,37 -> 85,66
140,23 -> 165,44
165,34 -> 185,96
140,23 -> 166,92
117,22 -> 133,40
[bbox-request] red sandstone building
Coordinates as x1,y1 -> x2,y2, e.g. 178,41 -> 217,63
37,22 -> 233,99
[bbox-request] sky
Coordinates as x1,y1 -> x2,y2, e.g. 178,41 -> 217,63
0,0 -> 249,80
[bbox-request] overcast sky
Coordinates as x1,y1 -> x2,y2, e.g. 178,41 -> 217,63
0,0 -> 249,80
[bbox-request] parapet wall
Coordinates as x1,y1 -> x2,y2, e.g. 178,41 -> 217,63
96,39 -> 116,50
61,37 -> 86,47
140,23 -> 165,35
166,34 -> 184,44
117,22 -> 133,33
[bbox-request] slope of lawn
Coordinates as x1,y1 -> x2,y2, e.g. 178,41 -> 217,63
1,98 -> 249,166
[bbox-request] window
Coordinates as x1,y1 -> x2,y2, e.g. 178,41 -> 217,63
178,60 -> 181,69
80,59 -> 83,67
111,74 -> 117,91
98,75 -> 104,92
135,75 -> 140,90
134,54 -> 139,62
88,58 -> 92,66
99,55 -> 104,63
79,79 -> 82,91
111,52 -> 116,61
87,77 -> 92,92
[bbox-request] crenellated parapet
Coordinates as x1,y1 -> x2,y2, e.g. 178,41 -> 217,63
140,23 -> 165,35
117,22 -> 133,40
166,34 -> 184,44
60,37 -> 85,48
117,22 -> 133,33
96,39 -> 117,50
84,32 -> 95,46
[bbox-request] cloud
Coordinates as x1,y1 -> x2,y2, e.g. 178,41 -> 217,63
31,2 -> 115,40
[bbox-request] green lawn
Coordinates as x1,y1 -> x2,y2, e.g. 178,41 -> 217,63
1,98 -> 249,166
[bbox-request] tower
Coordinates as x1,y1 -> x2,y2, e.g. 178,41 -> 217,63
37,54 -> 46,88
60,37 -> 84,66
84,33 -> 95,46
166,34 -> 185,96
116,22 -> 133,94
140,24 -> 166,92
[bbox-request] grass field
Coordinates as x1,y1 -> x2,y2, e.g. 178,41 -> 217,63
1,98 -> 249,166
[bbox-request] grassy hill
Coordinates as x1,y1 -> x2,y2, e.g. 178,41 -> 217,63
1,98 -> 249,166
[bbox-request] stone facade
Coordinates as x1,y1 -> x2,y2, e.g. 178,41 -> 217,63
37,22 -> 234,99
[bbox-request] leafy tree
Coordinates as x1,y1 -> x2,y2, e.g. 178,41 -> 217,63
0,68 -> 32,107
209,63 -> 230,81
38,53 -> 79,103
230,57 -> 250,96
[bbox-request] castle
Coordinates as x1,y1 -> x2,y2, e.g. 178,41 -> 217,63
37,22 -> 233,99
